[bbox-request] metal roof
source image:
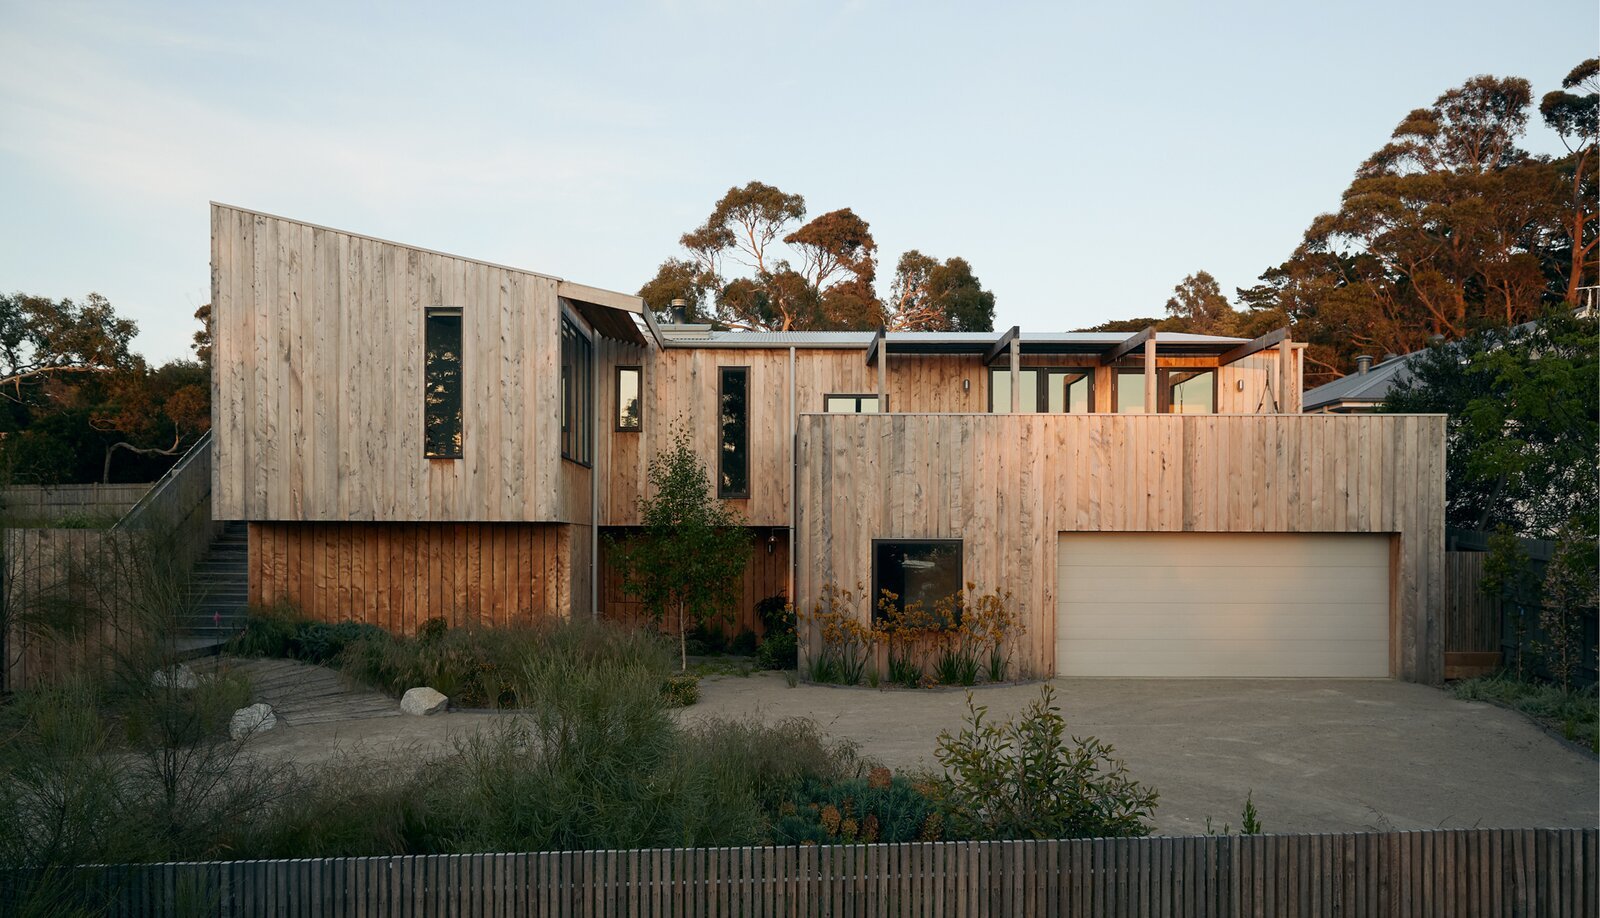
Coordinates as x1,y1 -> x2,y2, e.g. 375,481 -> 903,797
654,327 -> 1251,350
1301,353 -> 1417,410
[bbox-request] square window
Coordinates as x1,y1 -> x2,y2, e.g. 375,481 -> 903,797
872,539 -> 963,622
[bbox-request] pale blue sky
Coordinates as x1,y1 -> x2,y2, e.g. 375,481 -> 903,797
1,1 -> 1592,363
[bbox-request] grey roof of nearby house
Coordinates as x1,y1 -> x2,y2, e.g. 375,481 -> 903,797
1301,352 -> 1418,411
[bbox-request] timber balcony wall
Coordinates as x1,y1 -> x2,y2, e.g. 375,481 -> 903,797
795,412 -> 1447,682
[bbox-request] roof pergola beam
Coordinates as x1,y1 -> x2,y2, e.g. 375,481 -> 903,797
984,325 -> 1021,365
1217,327 -> 1289,366
1100,326 -> 1156,366
864,326 -> 886,366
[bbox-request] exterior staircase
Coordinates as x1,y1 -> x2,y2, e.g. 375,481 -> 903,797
177,520 -> 250,652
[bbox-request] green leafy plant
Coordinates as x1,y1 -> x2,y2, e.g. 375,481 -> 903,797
1240,791 -> 1263,835
756,631 -> 797,671
608,424 -> 752,671
935,686 -> 1158,839
933,644 -> 979,686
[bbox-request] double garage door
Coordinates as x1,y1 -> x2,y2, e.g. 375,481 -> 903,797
1055,533 -> 1391,678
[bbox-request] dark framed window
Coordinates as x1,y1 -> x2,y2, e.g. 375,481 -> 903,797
1160,368 -> 1216,414
1113,367 -> 1218,414
718,366 -> 749,498
825,394 -> 882,413
561,315 -> 593,466
423,307 -> 464,458
1114,369 -> 1147,413
872,539 -> 963,623
987,367 -> 1092,413
616,366 -> 642,431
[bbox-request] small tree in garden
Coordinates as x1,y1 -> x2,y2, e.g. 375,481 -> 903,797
611,425 -> 750,671
1537,518 -> 1599,692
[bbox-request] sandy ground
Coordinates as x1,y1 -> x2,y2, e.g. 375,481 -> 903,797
240,670 -> 1597,837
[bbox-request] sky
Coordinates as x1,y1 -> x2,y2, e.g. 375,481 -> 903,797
1,1 -> 1593,364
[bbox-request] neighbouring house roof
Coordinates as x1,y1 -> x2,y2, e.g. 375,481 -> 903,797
1301,352 -> 1417,412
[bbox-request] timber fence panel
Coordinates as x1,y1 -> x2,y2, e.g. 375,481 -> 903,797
2,829 -> 1595,917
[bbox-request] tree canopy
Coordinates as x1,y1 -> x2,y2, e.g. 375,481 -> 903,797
1381,307 -> 1598,538
0,291 -> 210,485
640,182 -> 995,332
1082,61 -> 1598,387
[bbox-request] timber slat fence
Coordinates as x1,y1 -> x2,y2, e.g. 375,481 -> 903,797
1445,550 -> 1500,654
6,828 -> 1594,917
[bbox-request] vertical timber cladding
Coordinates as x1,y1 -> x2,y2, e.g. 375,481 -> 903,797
248,522 -> 587,631
209,203 -> 588,525
795,414 -> 1447,683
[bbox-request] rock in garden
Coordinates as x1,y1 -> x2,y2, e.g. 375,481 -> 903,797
150,663 -> 199,689
401,686 -> 448,716
229,703 -> 277,740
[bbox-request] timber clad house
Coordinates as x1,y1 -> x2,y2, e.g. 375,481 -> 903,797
211,204 -> 1448,683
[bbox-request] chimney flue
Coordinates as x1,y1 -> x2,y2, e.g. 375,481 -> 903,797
668,298 -> 688,325
1355,355 -> 1373,375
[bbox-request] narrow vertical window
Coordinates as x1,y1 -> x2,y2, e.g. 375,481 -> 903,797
617,366 -> 642,430
561,315 -> 593,465
718,366 -> 749,498
424,308 -> 463,458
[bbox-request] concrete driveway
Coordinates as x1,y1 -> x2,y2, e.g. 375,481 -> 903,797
687,673 -> 1598,836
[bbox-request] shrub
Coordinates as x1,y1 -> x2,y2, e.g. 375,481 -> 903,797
770,769 -> 941,845
757,631 -> 797,671
227,607 -> 382,666
1453,673 -> 1599,752
662,673 -> 701,707
329,616 -> 677,708
730,629 -> 759,655
936,686 -> 1158,839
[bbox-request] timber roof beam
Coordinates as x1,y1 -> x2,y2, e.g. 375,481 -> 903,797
1100,326 -> 1156,366
1217,327 -> 1289,366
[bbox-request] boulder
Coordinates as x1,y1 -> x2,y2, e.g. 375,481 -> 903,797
229,703 -> 277,740
150,663 -> 199,689
401,686 -> 448,716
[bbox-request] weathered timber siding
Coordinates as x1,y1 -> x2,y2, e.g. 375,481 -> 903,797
599,527 -> 790,636
796,413 -> 1447,682
0,483 -> 151,522
248,522 -> 582,632
9,828 -> 1592,917
211,204 -> 591,524
594,345 -> 1303,528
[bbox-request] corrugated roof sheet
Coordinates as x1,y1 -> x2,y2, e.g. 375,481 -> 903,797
1301,353 -> 1417,410
654,329 -> 1251,347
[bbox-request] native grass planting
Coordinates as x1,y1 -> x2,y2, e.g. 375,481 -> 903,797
801,582 -> 1025,688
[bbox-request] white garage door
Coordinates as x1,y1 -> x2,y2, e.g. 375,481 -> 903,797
1056,533 -> 1390,678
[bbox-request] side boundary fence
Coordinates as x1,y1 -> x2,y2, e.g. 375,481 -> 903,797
2,827 -> 1593,917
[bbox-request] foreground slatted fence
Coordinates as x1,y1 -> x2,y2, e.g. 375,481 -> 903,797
4,828 -> 1593,917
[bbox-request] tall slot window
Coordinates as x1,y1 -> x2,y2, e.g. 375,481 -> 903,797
718,366 -> 750,498
423,308 -> 464,458
988,367 -> 1092,413
616,366 -> 642,430
561,315 -> 593,465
